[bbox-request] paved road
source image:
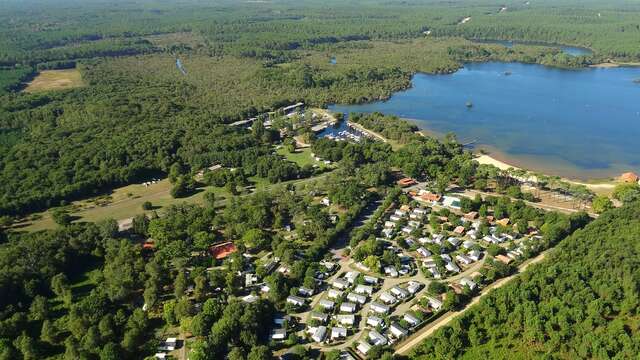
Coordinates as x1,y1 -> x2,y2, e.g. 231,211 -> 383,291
394,249 -> 550,355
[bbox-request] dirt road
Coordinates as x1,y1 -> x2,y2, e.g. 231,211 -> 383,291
394,250 -> 549,355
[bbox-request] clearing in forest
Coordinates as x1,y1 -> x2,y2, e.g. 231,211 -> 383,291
23,68 -> 84,92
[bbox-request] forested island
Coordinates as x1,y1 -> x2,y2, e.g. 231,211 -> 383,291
1,0 -> 640,359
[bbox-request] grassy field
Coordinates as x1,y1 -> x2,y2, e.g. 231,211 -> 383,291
17,179 -> 227,232
23,69 -> 84,92
17,172 -> 333,232
277,147 -> 329,168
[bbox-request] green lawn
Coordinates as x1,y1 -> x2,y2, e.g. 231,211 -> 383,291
17,171 -> 332,232
17,179 -> 228,232
277,146 -> 329,168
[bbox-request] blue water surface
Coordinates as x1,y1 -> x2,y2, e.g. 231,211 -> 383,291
329,62 -> 640,178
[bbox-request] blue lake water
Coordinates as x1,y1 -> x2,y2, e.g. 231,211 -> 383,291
329,62 -> 640,179
470,39 -> 592,56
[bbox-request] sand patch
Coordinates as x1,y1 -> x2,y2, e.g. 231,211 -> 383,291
23,69 -> 84,92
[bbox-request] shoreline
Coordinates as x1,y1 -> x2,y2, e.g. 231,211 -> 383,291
474,152 -> 616,192
590,61 -> 640,68
401,117 -> 622,185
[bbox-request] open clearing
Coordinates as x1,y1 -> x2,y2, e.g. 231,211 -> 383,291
23,69 -> 84,92
17,172 -> 332,232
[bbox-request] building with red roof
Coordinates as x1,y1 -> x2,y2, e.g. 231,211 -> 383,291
209,242 -> 237,260
620,172 -> 639,183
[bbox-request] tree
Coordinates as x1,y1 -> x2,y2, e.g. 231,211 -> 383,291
132,214 -> 149,236
363,255 -> 381,272
228,347 -> 245,360
40,320 -> 59,344
99,315 -> 116,342
63,337 -> 81,360
242,228 -> 269,250
143,280 -> 159,309
428,281 -> 447,294
591,195 -> 613,214
82,326 -> 102,353
142,201 -> 153,210
247,346 -> 271,360
163,300 -> 177,325
51,273 -> 72,306
0,339 -> 18,360
174,269 -> 188,298
28,296 -> 49,321
203,191 -> 216,208
435,173 -> 450,194
169,162 -> 185,183
99,343 -> 122,360
14,333 -> 38,360
52,209 -> 72,226
612,183 -> 640,203
193,275 -> 209,302
171,176 -> 195,198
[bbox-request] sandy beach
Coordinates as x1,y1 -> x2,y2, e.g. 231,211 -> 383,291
474,153 -> 615,192
590,61 -> 640,68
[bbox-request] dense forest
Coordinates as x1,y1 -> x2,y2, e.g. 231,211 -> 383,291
1,0 -> 639,216
0,1 -> 639,359
410,201 -> 640,359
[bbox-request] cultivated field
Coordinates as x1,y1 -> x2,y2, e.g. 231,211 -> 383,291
23,69 -> 84,92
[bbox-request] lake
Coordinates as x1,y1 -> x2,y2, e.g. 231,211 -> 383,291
329,62 -> 640,179
470,39 -> 592,56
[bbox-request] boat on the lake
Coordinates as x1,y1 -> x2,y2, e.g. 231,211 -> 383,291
466,101 -> 473,108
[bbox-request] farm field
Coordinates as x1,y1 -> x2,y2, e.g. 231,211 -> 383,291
23,68 -> 84,92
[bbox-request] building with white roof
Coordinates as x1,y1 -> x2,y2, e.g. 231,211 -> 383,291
384,266 -> 398,277
445,261 -> 460,273
366,316 -> 384,328
331,327 -> 347,340
469,249 -> 482,261
357,341 -> 371,355
403,313 -> 421,327
390,323 -> 409,338
271,328 -> 287,341
379,292 -> 397,304
460,277 -> 477,290
340,302 -> 357,313
428,297 -> 443,310
347,292 -> 367,305
447,237 -> 461,247
312,326 -> 327,343
328,289 -> 343,299
286,295 -> 305,307
344,271 -> 360,284
319,299 -> 335,310
363,275 -> 379,284
368,330 -> 388,346
332,279 -> 349,290
370,302 -> 390,314
355,284 -> 374,295
407,281 -> 422,294
336,314 -> 355,326
390,286 -> 409,299
417,247 -> 431,257
310,311 -> 329,324
456,254 -> 473,265
298,287 -> 314,297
